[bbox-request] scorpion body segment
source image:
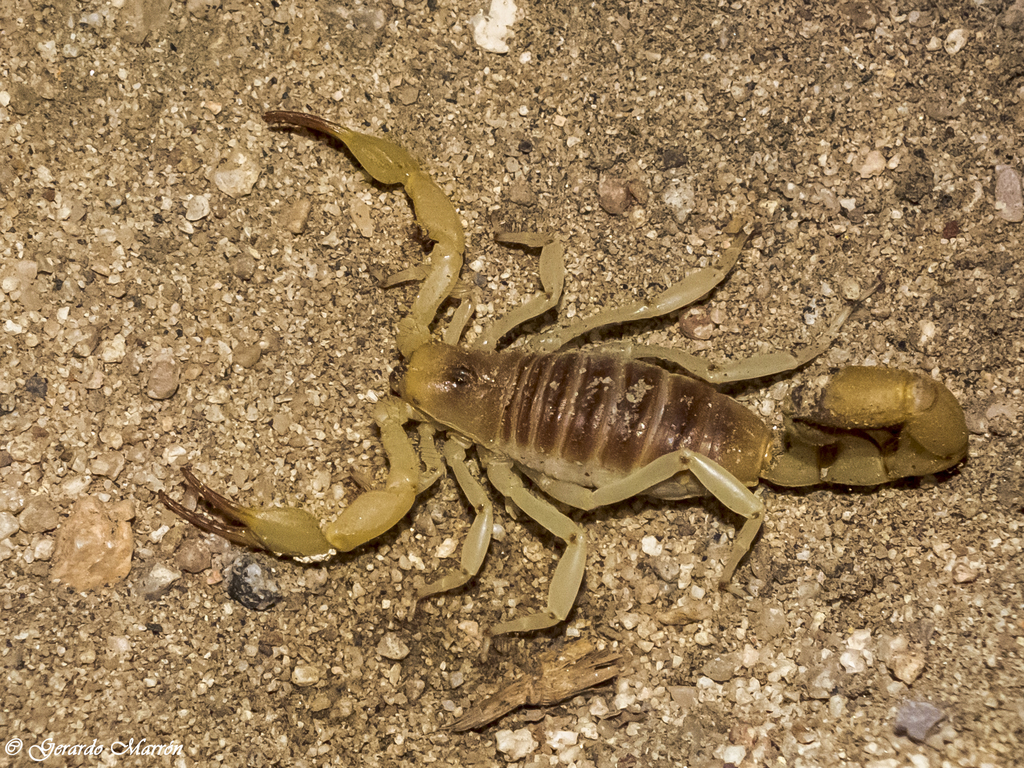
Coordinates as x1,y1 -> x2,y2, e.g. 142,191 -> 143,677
160,111 -> 969,637
401,342 -> 771,500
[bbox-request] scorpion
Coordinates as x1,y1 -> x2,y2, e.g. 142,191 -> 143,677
161,111 -> 969,636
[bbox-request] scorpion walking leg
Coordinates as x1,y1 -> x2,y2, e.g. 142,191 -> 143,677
417,438 -> 495,600
476,233 -> 566,350
527,217 -> 749,354
597,302 -> 853,385
520,448 -> 764,587
484,457 -> 588,635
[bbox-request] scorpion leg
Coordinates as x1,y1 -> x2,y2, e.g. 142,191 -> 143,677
527,217 -> 749,353
483,456 -> 588,635
595,301 -> 853,385
417,437 -> 495,600
161,398 -> 423,558
415,422 -> 445,493
520,449 -> 764,588
476,232 -> 566,350
264,111 -> 465,358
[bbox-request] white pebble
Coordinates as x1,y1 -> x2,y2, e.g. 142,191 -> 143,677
722,745 -> 746,764
436,537 -> 458,558
212,149 -> 261,198
858,150 -> 886,178
641,535 -> 663,556
995,164 -> 1024,223
494,728 -> 538,760
944,28 -> 967,55
185,194 -> 211,221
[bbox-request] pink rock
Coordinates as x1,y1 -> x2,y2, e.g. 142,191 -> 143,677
51,497 -> 134,591
995,164 -> 1024,223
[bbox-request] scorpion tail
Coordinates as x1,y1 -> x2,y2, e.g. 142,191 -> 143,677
763,367 -> 968,487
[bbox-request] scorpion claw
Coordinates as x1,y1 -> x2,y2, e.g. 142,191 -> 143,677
161,466 -> 336,561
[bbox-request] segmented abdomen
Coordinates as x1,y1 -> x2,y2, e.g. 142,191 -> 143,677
494,350 -> 770,489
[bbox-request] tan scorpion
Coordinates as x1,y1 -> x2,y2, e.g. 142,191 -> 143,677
160,111 -> 969,636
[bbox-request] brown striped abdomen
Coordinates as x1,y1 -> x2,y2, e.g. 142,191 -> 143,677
400,343 -> 772,496
493,350 -> 770,492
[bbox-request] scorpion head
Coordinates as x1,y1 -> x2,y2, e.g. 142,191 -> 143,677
397,342 -> 506,441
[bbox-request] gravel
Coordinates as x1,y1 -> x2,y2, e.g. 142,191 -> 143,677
1,1 -> 1021,766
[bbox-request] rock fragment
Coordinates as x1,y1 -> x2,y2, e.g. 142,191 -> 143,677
175,538 -> 212,573
279,197 -> 311,234
147,353 -> 180,400
90,451 -> 125,480
858,150 -> 886,178
0,512 -> 19,541
212,149 -> 261,198
292,664 -> 322,687
137,562 -> 182,599
894,700 -> 945,742
377,632 -> 411,660
50,497 -> 134,590
19,497 -> 58,533
495,728 -> 538,760
227,555 -> 282,610
185,194 -> 211,221
994,165 -> 1023,223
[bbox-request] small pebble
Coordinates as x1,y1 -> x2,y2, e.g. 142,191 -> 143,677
397,84 -> 419,106
994,164 -> 1024,223
137,562 -> 182,599
641,535 -> 663,556
943,28 -> 967,55
50,497 -> 134,591
495,728 -> 538,761
805,666 -> 836,699
888,652 -> 926,683
598,175 -> 634,215
702,652 -> 741,682
858,150 -> 886,178
18,497 -> 59,533
175,539 -> 212,573
0,512 -> 20,541
227,556 -> 283,610
722,745 -> 747,765
545,730 -> 578,750
507,177 -> 538,206
212,149 -> 261,198
185,194 -> 211,221
656,596 -> 713,625
662,178 -> 695,224
377,632 -> 411,660
90,451 -> 125,480
68,325 -> 101,357
894,700 -> 945,742
650,554 -> 680,582
99,335 -> 127,363
279,197 -> 312,234
292,664 -> 322,687
1001,0 -> 1024,29
147,353 -> 180,400
232,344 -> 262,369
309,693 -> 332,712
680,312 -> 714,340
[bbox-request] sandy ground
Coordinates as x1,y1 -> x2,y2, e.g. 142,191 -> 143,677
1,1 -> 1022,766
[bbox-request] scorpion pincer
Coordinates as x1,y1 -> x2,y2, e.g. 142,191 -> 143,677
160,110 -> 969,636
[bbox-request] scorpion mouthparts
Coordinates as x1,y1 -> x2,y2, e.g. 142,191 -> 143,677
389,363 -> 408,395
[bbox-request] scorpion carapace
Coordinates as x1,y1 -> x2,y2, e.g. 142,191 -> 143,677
159,111 -> 968,637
